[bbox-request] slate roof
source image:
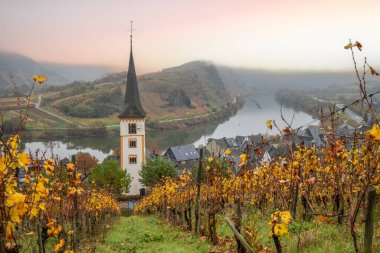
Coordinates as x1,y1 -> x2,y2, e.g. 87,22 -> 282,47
267,144 -> 290,158
337,123 -> 356,137
297,126 -> 324,147
248,134 -> 262,145
119,38 -> 146,118
235,136 -> 246,147
164,144 -> 199,162
225,137 -> 238,148
59,157 -> 70,165
305,126 -> 325,139
209,138 -> 229,150
284,135 -> 313,147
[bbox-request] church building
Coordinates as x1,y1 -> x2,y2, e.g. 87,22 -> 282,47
119,30 -> 146,197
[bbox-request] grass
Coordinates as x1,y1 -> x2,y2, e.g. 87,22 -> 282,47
95,216 -> 211,253
95,213 -> 380,253
229,209 -> 380,253
40,105 -> 120,126
262,220 -> 358,252
15,213 -> 379,253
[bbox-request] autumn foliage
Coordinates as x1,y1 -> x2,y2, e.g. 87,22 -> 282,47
135,41 -> 380,252
0,76 -> 120,253
0,133 -> 120,252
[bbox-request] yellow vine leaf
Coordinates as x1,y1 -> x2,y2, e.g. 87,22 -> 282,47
32,74 -> 47,84
266,120 -> 273,130
5,192 -> 26,208
366,124 -> 380,140
17,153 -> 30,170
344,43 -> 353,49
273,224 -> 288,236
53,239 -> 65,252
279,211 -> 292,224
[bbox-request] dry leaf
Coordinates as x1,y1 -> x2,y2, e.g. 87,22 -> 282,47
355,41 -> 362,51
282,127 -> 292,136
370,66 -> 379,76
200,236 -> 207,242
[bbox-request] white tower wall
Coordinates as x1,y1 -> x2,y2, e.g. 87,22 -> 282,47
120,118 -> 145,196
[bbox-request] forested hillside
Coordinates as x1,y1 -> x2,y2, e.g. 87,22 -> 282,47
41,61 -> 239,121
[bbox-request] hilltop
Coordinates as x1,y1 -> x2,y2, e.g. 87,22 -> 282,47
35,61 -> 242,127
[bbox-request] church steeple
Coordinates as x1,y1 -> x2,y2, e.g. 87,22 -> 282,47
119,21 -> 146,118
119,21 -> 147,197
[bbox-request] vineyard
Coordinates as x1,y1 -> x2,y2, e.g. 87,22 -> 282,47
135,42 -> 380,253
0,132 -> 120,253
0,97 -> 32,111
135,134 -> 380,252
0,76 -> 121,253
0,42 -> 380,253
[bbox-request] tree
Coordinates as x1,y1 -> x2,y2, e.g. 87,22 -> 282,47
139,157 -> 177,187
75,152 -> 98,175
167,88 -> 192,107
88,160 -> 131,195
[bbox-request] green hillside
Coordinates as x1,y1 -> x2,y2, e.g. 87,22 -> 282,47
39,61 -> 238,124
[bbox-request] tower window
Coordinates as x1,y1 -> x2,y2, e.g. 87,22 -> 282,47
129,138 -> 137,148
129,123 -> 136,134
129,155 -> 137,164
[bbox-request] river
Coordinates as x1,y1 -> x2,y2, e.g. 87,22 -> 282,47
22,93 -> 315,162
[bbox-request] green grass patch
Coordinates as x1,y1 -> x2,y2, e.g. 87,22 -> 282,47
228,210 -> 380,253
96,216 -> 211,253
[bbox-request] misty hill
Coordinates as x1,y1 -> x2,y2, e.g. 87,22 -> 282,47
41,61 -> 236,120
0,52 -> 110,97
41,62 -> 110,84
0,52 -> 66,96
217,66 -> 365,92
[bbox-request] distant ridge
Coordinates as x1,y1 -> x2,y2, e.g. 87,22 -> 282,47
0,52 -> 110,97
41,62 -> 111,83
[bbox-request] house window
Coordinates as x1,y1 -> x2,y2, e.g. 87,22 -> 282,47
129,155 -> 137,164
129,123 -> 136,134
129,138 -> 137,148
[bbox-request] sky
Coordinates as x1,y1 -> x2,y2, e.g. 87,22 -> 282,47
1,0 -> 379,73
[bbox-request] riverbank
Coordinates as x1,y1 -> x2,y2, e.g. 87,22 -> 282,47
21,97 -> 244,139
275,89 -> 362,126
147,96 -> 244,130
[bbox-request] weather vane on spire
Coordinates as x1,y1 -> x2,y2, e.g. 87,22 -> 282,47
128,20 -> 136,46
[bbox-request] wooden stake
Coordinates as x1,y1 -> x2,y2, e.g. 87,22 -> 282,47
194,148 -> 203,234
364,188 -> 377,253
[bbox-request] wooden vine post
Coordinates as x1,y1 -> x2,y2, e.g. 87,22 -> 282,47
225,217 -> 254,253
233,197 -> 245,253
364,188 -> 377,253
194,148 -> 203,234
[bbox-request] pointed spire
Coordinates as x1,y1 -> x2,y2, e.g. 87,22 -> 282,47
119,21 -> 146,118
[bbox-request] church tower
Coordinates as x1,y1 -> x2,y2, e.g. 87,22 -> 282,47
119,24 -> 146,196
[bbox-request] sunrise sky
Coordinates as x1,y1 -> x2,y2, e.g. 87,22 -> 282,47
1,0 -> 379,73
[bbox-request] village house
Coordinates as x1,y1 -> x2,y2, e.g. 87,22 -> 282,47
163,144 -> 199,172
206,138 -> 229,157
240,134 -> 262,150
